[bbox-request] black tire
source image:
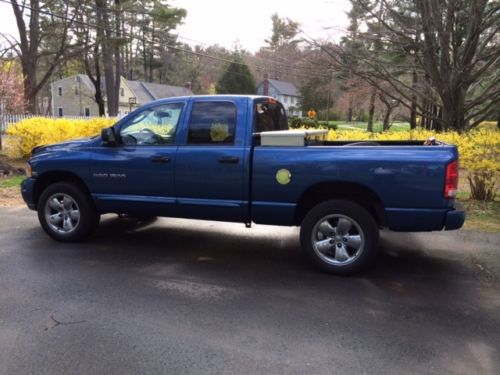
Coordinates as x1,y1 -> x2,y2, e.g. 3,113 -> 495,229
300,199 -> 379,275
37,182 -> 100,242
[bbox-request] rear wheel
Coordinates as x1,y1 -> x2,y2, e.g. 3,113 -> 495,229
300,199 -> 379,275
37,182 -> 100,242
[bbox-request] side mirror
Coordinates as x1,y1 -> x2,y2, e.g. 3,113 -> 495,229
101,127 -> 117,145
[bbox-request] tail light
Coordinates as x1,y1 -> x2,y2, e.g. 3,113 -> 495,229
444,160 -> 459,199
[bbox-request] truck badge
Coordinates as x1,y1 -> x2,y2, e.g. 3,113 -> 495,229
276,169 -> 291,185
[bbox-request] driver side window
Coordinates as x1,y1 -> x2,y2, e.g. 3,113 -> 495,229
119,102 -> 184,146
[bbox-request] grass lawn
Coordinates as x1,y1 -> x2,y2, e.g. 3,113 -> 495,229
327,121 -> 411,132
0,174 -> 24,206
0,175 -> 24,188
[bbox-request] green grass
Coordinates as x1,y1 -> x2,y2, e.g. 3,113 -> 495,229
0,175 -> 24,188
326,121 -> 411,133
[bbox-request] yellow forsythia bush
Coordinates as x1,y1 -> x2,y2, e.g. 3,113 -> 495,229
6,117 -> 116,159
327,128 -> 500,200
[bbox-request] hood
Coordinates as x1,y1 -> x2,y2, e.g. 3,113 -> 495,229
31,137 -> 96,155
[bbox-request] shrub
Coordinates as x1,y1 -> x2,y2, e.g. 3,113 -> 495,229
288,116 -> 301,129
317,121 -> 338,130
6,117 -> 116,159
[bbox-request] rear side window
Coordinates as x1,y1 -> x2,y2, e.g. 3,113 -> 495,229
254,100 -> 288,133
188,102 -> 236,145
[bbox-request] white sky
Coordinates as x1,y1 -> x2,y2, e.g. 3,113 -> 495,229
0,0 -> 350,53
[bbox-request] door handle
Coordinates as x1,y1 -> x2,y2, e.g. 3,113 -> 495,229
218,156 -> 239,164
151,156 -> 171,163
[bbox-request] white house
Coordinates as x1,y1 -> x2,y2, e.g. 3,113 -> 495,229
256,75 -> 302,117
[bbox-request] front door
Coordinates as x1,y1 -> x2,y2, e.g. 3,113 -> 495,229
90,102 -> 185,216
175,100 -> 246,222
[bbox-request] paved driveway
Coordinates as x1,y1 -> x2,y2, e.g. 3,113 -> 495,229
0,207 -> 499,374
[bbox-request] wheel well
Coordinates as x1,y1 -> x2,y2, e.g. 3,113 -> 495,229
295,182 -> 387,226
33,171 -> 91,207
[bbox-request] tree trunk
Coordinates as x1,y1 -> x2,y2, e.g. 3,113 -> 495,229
96,0 -> 120,116
383,109 -> 392,131
410,69 -> 418,129
113,0 -> 122,115
23,66 -> 37,114
440,87 -> 466,132
347,92 -> 353,122
94,48 -> 106,117
367,87 -> 376,132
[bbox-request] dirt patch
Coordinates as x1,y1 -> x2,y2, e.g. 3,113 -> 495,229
0,186 -> 23,207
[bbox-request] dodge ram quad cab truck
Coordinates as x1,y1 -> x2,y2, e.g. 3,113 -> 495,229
21,95 -> 465,275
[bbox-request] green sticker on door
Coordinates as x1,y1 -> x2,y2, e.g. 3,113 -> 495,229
276,169 -> 292,185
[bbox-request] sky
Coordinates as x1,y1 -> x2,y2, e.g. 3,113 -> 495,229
0,0 -> 351,53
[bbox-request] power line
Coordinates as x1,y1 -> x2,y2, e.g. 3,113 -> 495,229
0,0 -> 334,80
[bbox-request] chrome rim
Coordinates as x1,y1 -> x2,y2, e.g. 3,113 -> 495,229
311,214 -> 364,266
44,193 -> 80,234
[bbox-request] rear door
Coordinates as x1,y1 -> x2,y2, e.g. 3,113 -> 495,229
175,99 -> 247,222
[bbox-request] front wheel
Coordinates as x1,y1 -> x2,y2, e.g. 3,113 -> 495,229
300,200 -> 379,275
37,182 -> 100,242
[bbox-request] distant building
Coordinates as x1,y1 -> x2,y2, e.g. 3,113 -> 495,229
51,74 -> 193,117
256,75 -> 302,117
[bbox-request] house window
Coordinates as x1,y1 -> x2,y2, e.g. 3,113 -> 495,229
57,107 -> 63,117
283,96 -> 288,103
58,87 -> 63,96
84,107 -> 90,117
74,86 -> 79,96
120,88 -> 125,97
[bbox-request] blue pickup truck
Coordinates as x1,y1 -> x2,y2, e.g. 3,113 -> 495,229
21,95 -> 465,274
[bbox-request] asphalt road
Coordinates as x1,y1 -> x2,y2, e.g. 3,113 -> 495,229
0,207 -> 499,375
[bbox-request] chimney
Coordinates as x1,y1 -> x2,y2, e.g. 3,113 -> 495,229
263,73 -> 269,96
184,82 -> 192,90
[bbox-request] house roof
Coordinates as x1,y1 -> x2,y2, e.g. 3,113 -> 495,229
52,75 -> 193,104
125,80 -> 155,103
258,78 -> 300,97
126,81 -> 193,104
141,82 -> 193,99
76,74 -> 94,91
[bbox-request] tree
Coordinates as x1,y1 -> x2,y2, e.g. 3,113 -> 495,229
337,0 -> 500,131
70,0 -> 186,115
9,0 -> 81,113
260,13 -> 301,80
216,55 -> 255,94
339,2 -> 366,122
0,60 -> 26,113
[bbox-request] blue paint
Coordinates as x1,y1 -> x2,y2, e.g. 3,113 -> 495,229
22,95 -> 465,232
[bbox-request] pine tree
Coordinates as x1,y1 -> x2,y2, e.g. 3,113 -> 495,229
216,55 -> 255,95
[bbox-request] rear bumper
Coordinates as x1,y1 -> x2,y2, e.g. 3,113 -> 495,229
385,203 -> 465,232
21,177 -> 37,210
444,202 -> 466,230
